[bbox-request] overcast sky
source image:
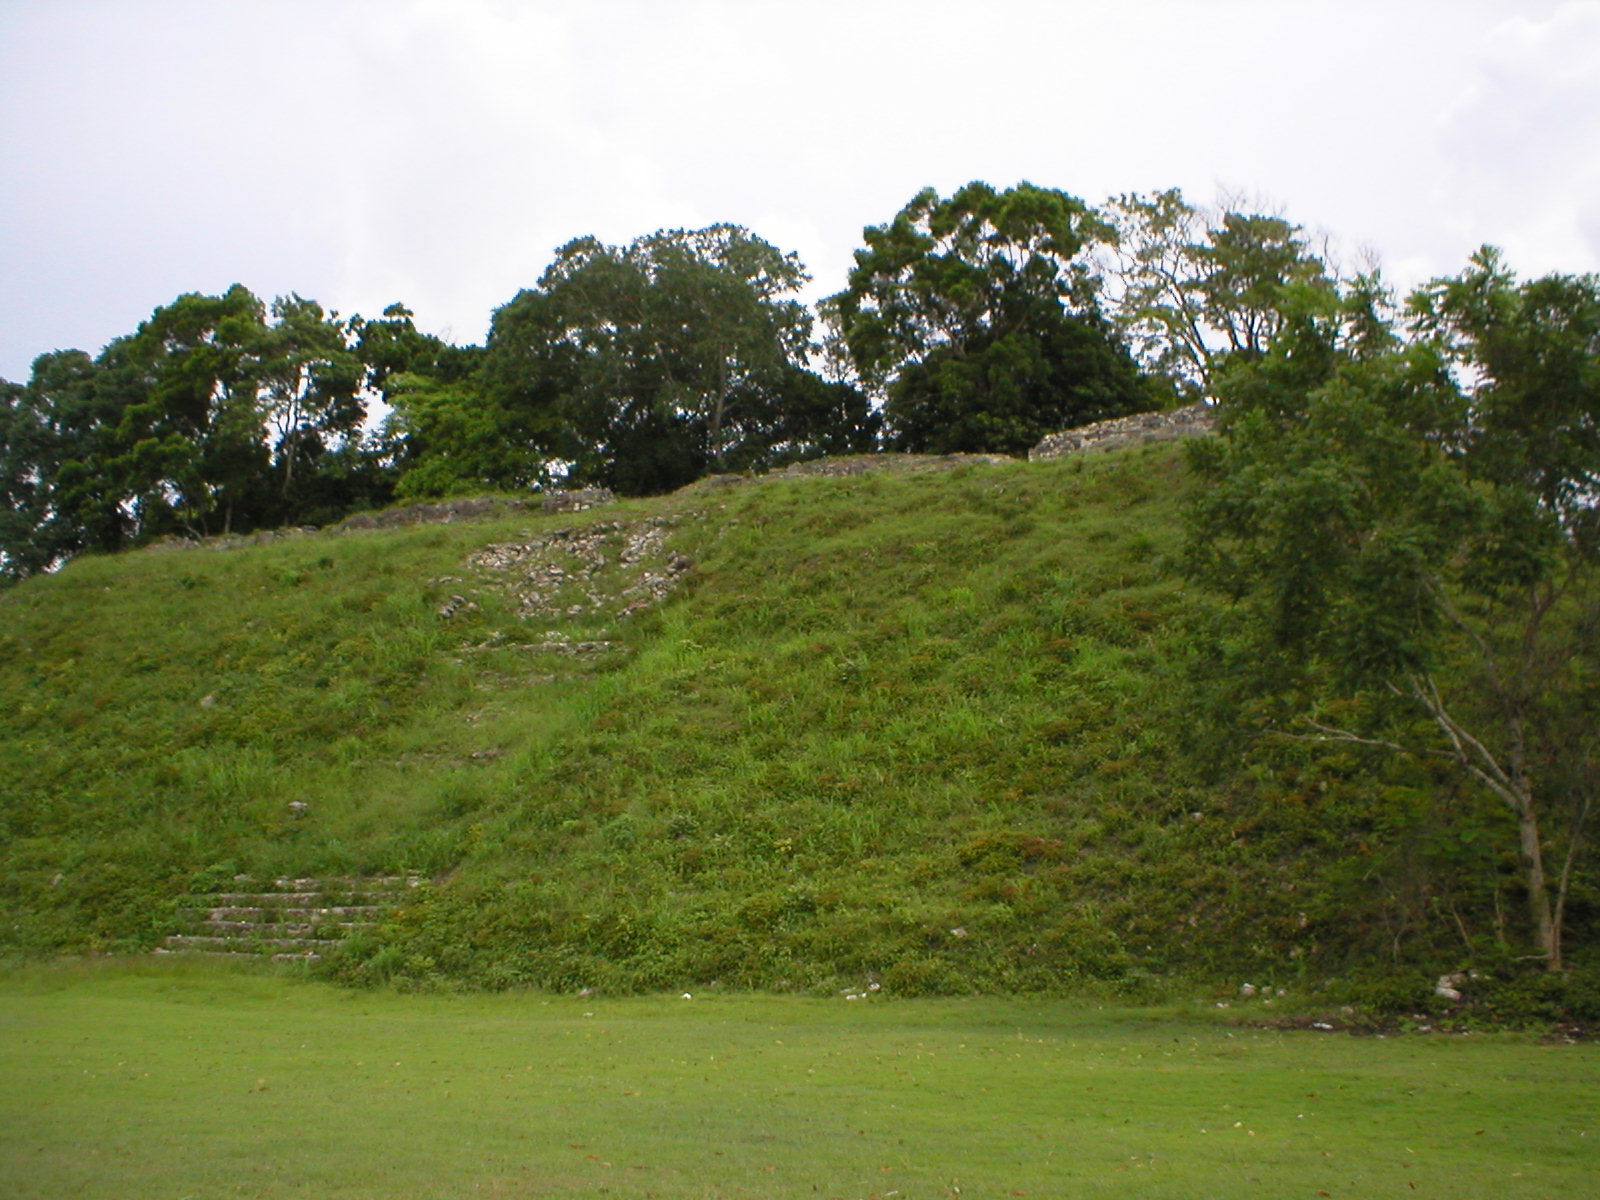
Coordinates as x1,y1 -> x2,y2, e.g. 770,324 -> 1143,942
2,0 -> 1597,382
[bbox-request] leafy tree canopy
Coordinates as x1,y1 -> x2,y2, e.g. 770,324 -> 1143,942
484,224 -> 846,494
1097,188 -> 1338,399
0,285 -> 395,581
826,182 -> 1153,454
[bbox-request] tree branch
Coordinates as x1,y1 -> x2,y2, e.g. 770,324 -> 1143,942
1281,673 -> 1527,817
1554,785 -> 1594,941
1405,672 -> 1526,814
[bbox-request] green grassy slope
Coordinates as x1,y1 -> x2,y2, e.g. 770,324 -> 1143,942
1,446 -> 1582,998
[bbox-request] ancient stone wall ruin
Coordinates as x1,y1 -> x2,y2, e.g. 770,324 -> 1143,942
334,488 -> 615,532
1027,403 -> 1215,462
143,411 -> 1212,561
142,489 -> 618,553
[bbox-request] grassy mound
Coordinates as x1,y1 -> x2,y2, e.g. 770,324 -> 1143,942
2,445 -> 1583,997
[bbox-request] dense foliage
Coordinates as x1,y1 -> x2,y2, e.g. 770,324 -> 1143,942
1,183 -> 1351,582
482,226 -> 876,494
1188,250 -> 1599,971
823,182 -> 1155,453
1,287 -> 391,580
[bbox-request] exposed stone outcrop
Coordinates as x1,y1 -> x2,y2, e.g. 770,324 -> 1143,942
770,452 -> 1014,479
1028,403 -> 1215,462
467,516 -> 694,622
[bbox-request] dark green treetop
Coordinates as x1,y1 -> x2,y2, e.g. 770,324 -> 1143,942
485,224 -> 836,494
826,182 -> 1152,455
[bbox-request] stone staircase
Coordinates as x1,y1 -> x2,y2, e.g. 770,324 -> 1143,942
158,874 -> 420,962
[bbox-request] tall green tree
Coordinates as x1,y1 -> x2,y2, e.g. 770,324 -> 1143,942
1097,189 -> 1338,398
352,303 -> 491,500
382,370 -> 540,499
102,285 -> 378,535
0,285 -> 396,581
247,294 -> 367,503
0,373 -> 62,582
826,181 -> 1152,454
114,284 -> 273,535
3,347 -> 144,571
485,225 -> 822,493
1186,250 -> 1598,969
351,303 -> 481,403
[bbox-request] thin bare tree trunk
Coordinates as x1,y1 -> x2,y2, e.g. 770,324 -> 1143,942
1303,673 -> 1563,968
1513,786 -> 1559,969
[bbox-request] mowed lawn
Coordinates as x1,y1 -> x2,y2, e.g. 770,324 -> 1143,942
0,961 -> 1593,1199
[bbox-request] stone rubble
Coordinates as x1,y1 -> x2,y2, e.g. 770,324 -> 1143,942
1027,403 -> 1216,461
466,517 -> 694,623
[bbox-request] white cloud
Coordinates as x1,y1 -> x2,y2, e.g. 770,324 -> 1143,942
0,0 -> 1592,380
1433,1 -> 1600,275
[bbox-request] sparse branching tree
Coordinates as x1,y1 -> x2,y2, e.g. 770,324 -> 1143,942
1187,249 -> 1599,969
1096,189 -> 1338,399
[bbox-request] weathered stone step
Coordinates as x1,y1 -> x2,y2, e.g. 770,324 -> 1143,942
164,934 -> 334,953
154,947 -> 327,963
265,875 -> 418,890
188,919 -> 372,937
200,892 -> 405,907
161,873 -> 420,961
181,908 -> 390,928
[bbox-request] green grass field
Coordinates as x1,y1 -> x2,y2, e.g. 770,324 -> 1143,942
1,960 -> 1593,1199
